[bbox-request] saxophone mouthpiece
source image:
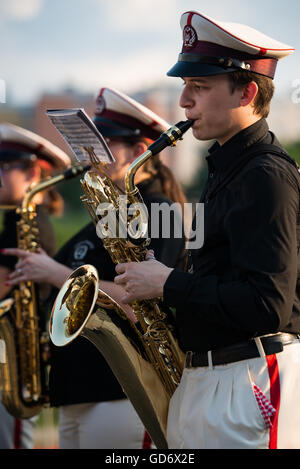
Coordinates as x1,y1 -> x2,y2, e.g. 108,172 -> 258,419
148,119 -> 194,156
64,164 -> 91,180
175,119 -> 195,135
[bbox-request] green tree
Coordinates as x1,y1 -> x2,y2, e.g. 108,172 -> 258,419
285,141 -> 300,165
50,177 -> 90,250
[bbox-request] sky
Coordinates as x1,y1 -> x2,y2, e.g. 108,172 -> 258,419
1,0 -> 300,106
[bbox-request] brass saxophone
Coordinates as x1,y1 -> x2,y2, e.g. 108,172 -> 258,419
49,120 -> 193,448
0,164 -> 88,419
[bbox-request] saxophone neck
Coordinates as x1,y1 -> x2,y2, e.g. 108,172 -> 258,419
125,149 -> 152,195
21,179 -> 53,211
21,164 -> 89,210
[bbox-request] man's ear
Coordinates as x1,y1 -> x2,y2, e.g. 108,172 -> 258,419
240,81 -> 259,107
130,141 -> 148,162
26,164 -> 41,183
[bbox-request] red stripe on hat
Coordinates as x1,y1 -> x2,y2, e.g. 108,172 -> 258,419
247,58 -> 277,78
187,12 -> 194,26
266,354 -> 281,449
14,418 -> 22,449
142,430 -> 152,449
35,143 -> 44,154
258,48 -> 268,56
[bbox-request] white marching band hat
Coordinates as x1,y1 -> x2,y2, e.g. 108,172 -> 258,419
167,11 -> 295,79
0,123 -> 71,171
93,87 -> 170,141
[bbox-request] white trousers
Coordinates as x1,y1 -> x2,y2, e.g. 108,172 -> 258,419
59,399 -> 152,449
167,343 -> 300,449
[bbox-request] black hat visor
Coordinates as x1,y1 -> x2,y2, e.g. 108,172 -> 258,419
167,54 -> 243,77
0,149 -> 37,163
93,116 -> 141,139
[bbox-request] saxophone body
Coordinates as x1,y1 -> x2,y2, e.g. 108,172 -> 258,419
49,121 -> 193,448
0,165 -> 87,419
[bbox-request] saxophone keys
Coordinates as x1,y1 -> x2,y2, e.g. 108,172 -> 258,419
21,223 -> 31,233
20,287 -> 31,302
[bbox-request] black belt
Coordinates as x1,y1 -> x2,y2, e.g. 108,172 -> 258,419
185,333 -> 300,368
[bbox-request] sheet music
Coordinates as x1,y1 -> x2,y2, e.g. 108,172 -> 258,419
46,108 -> 115,164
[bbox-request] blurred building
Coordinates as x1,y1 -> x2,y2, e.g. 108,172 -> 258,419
33,89 -> 95,163
268,93 -> 300,144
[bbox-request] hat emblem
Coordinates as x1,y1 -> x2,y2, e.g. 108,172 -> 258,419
183,25 -> 197,49
96,95 -> 106,115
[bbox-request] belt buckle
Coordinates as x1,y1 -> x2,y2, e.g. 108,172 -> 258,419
185,351 -> 193,368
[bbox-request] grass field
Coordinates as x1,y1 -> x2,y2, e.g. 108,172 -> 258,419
34,408 -> 59,449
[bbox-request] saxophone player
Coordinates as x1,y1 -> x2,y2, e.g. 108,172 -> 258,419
4,88 -> 187,449
114,11 -> 300,449
0,124 -> 70,449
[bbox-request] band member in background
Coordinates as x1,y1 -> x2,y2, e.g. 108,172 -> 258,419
4,88 -> 187,449
0,124 -> 70,449
113,11 -> 300,449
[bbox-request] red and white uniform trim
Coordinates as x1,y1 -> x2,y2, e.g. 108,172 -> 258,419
167,344 -> 300,449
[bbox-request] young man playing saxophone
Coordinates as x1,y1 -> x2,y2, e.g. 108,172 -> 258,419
113,11 -> 300,449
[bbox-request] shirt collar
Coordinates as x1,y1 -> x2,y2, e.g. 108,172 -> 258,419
206,118 -> 269,174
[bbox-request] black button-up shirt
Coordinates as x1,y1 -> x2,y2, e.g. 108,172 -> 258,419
164,118 -> 300,353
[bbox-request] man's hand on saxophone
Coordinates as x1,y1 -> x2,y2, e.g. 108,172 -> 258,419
114,250 -> 173,304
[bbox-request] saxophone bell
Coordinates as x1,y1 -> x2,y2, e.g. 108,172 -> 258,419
49,264 -> 171,449
0,298 -> 14,316
49,265 -> 99,347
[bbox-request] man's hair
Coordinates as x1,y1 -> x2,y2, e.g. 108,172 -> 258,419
227,71 -> 275,118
